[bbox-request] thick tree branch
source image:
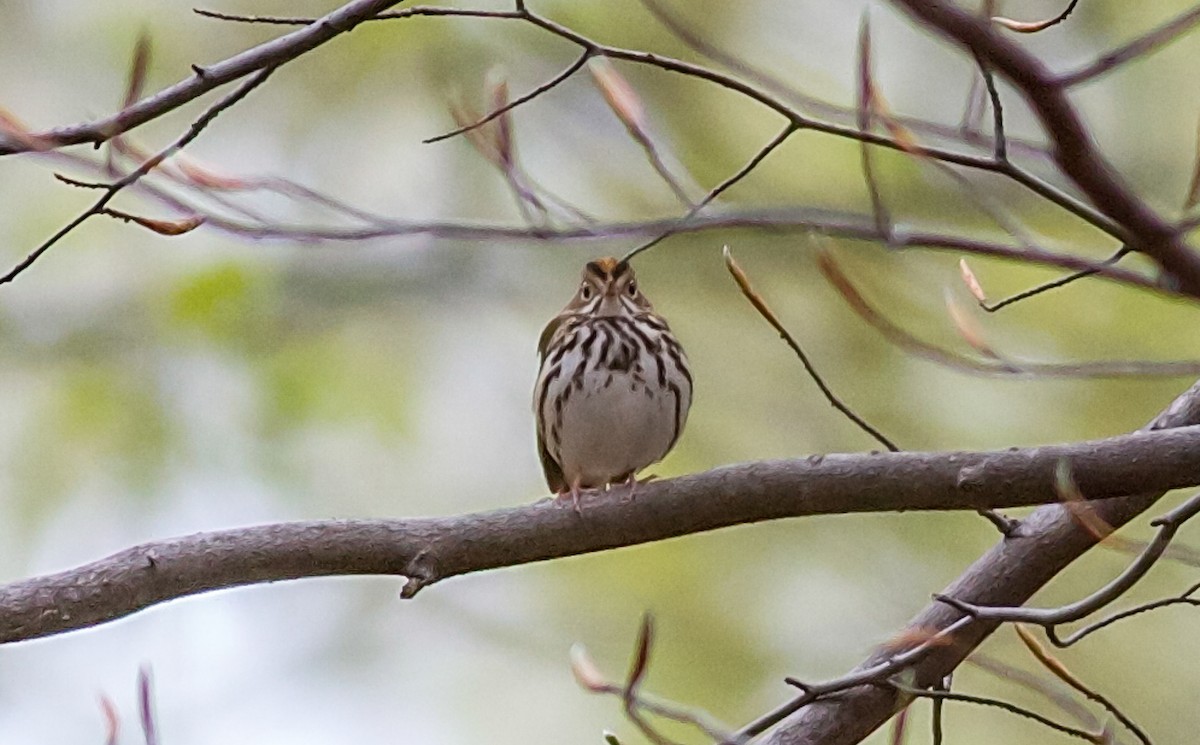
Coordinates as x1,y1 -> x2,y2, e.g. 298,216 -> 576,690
891,0 -> 1200,294
759,379 -> 1200,745
3,426 -> 1200,645
935,492 -> 1200,630
0,0 -> 409,156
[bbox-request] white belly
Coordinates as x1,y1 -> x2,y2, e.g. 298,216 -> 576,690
552,368 -> 679,486
536,315 -> 690,488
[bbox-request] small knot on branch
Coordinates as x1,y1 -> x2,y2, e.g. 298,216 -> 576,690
399,550 -> 438,599
932,593 -> 980,617
783,677 -> 814,694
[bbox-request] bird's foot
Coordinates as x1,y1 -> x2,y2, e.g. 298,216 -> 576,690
554,481 -> 585,515
621,473 -> 658,503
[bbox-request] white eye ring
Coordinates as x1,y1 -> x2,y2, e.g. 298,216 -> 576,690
580,285 -> 593,300
627,282 -> 638,296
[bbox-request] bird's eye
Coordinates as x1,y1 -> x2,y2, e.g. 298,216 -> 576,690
580,284 -> 593,300
627,281 -> 638,296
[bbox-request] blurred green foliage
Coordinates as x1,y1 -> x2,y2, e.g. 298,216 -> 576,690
2,2 -> 1200,744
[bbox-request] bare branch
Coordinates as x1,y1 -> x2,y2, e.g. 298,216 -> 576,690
757,378 -> 1200,745
967,654 -> 1100,733
972,54 -> 1007,162
1013,626 -> 1150,745
0,68 -> 273,286
81,189 -> 1168,299
1060,5 -> 1200,87
724,246 -> 898,451
935,492 -> 1200,635
857,15 -> 893,242
424,51 -> 591,145
571,627 -> 743,744
889,681 -> 1104,743
982,247 -> 1133,313
637,0 -> 1055,165
198,4 -> 1127,243
745,618 -> 972,739
892,0 -> 1200,294
818,253 -> 1200,378
622,124 -> 797,261
589,57 -> 696,208
0,1 -> 410,156
2,427 -> 1200,644
1048,581 -> 1200,646
991,0 -> 1080,34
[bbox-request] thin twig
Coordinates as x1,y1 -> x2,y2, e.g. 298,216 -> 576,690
1014,625 -> 1151,745
623,123 -> 797,262
935,492 -> 1200,635
983,247 -> 1133,312
893,0 -> 1200,295
992,0 -> 1080,34
587,56 -> 697,208
857,15 -> 893,243
195,4 -> 1127,242
973,54 -> 1007,162
724,247 -> 899,451
571,623 -> 743,745
37,154 -> 1176,300
889,681 -> 1104,743
424,50 -> 591,144
968,654 -> 1101,733
818,253 -> 1200,378
930,673 -> 950,745
0,68 -> 274,286
637,0 -> 1055,165
738,617 -> 974,739
1060,4 -> 1200,86
0,1 -> 408,156
138,667 -> 159,745
1184,112 -> 1200,213
1049,582 -> 1200,646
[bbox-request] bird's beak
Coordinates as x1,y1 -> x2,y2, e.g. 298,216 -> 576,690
596,283 -> 622,315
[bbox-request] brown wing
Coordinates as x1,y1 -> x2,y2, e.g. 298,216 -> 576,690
535,314 -> 568,493
536,428 -> 566,493
537,313 -> 566,361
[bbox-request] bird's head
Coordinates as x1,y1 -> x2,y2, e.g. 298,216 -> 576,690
566,257 -> 652,317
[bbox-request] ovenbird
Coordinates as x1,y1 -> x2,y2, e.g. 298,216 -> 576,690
533,257 -> 692,510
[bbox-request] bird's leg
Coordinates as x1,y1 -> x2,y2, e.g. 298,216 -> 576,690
622,472 -> 658,502
555,478 -> 585,515
571,480 -> 583,514
622,473 -> 639,502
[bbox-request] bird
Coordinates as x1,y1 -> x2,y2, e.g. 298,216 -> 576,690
533,257 -> 692,511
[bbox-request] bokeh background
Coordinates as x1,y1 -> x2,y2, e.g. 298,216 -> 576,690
2,1 -> 1200,743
